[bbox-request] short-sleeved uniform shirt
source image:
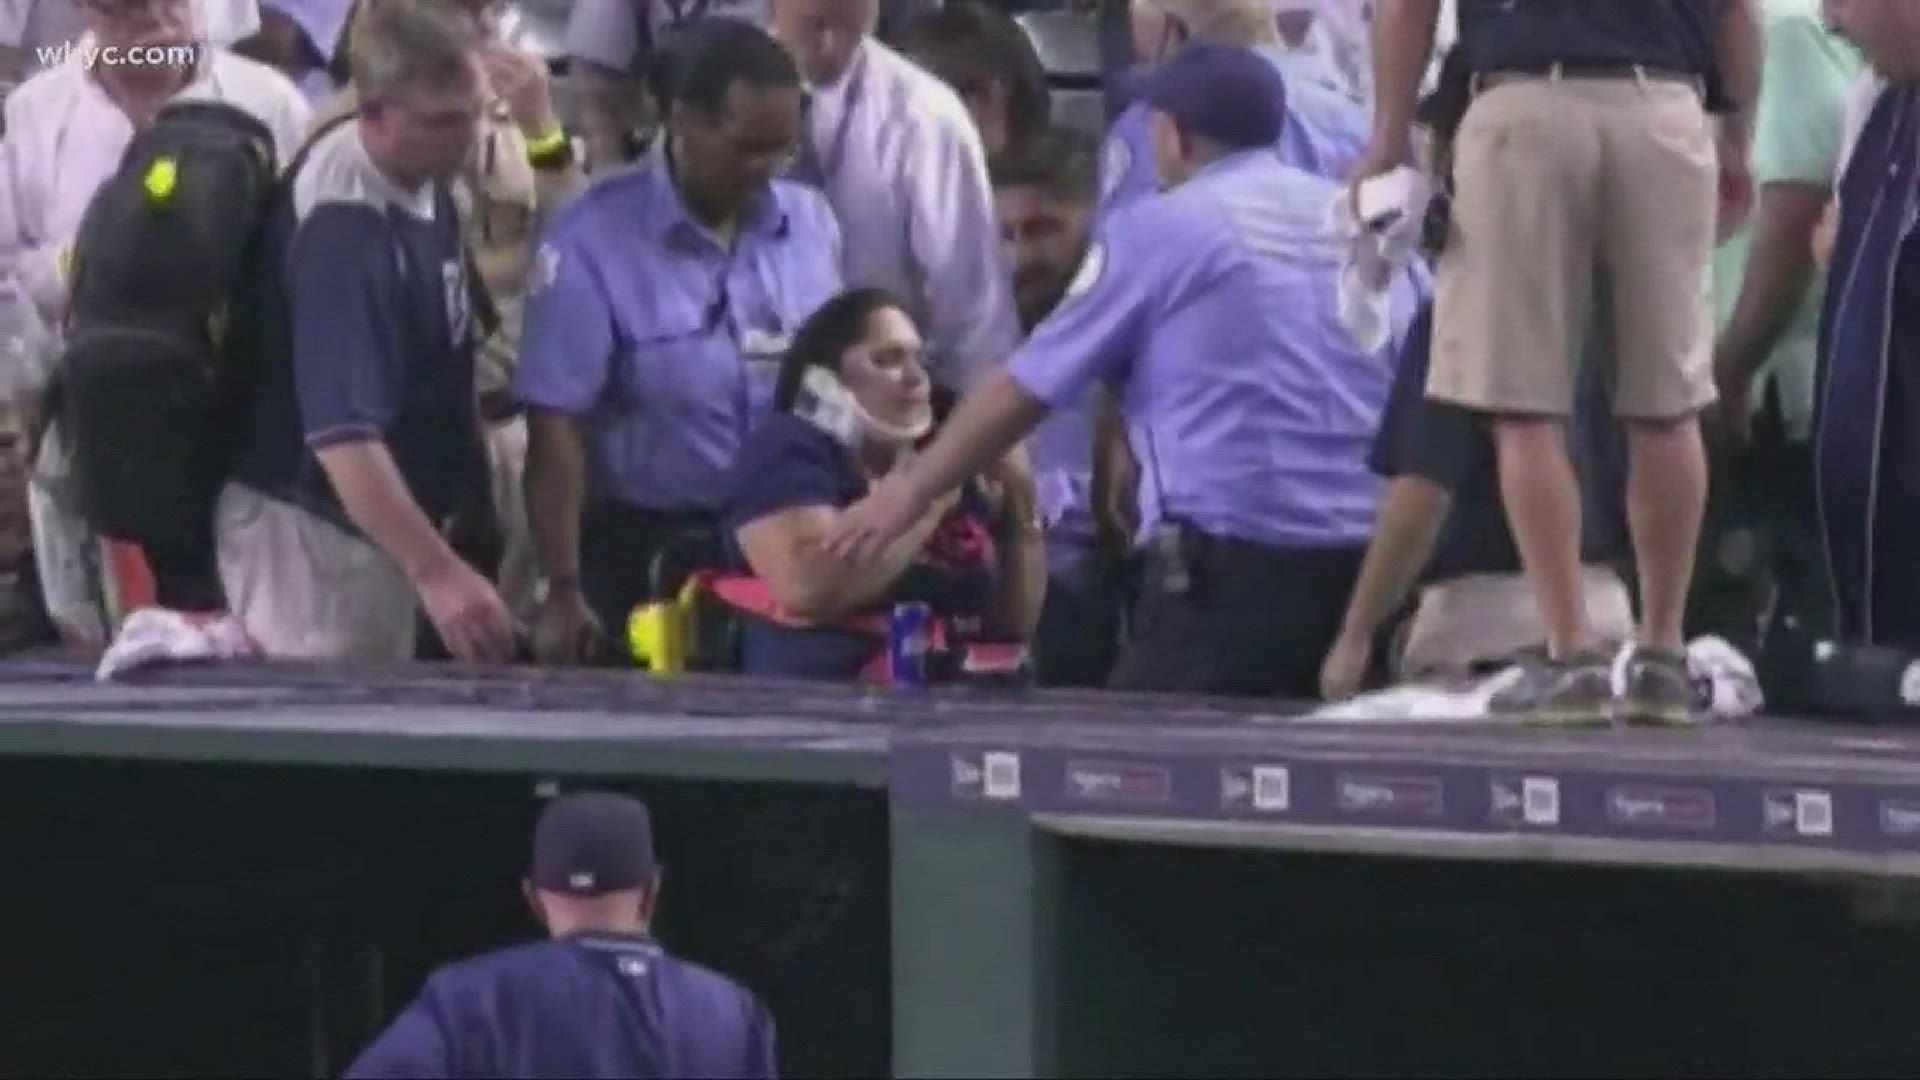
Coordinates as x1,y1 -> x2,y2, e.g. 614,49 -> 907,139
345,932 -> 776,1080
1710,0 -> 1863,440
1370,303 -> 1629,582
721,411 -> 996,680
232,120 -> 489,531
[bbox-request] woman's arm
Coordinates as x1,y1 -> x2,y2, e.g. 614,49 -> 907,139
735,494 -> 957,624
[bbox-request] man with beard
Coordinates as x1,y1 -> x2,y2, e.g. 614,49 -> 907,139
992,129 -> 1134,688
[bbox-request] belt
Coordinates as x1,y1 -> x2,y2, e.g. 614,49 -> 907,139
1477,61 -> 1702,91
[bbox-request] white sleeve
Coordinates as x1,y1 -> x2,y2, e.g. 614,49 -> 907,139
901,104 -> 1020,392
197,0 -> 259,46
0,96 -> 64,325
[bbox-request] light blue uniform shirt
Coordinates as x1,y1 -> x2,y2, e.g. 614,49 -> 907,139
513,148 -> 843,510
1009,149 -> 1422,552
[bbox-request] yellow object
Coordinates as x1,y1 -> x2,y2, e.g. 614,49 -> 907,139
626,576 -> 705,674
54,241 -> 73,281
142,156 -> 179,203
524,125 -> 568,160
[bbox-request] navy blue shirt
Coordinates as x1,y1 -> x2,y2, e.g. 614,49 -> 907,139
345,933 -> 776,1080
233,122 -> 489,529
1455,0 -> 1718,76
1369,304 -> 1628,582
721,411 -> 996,679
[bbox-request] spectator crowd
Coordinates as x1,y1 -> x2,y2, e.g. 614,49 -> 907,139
0,0 -> 1908,723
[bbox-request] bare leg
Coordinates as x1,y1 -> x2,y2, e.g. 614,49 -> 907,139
1493,416 -> 1590,658
1625,415 -> 1708,650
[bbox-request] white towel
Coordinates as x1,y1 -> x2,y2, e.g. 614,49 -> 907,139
1327,165 -> 1433,355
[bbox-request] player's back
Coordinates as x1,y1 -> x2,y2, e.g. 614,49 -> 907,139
345,932 -> 776,1079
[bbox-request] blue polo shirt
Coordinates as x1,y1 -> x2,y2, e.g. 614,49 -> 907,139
721,411 -> 996,680
345,932 -> 776,1079
1455,0 -> 1718,75
232,121 -> 489,529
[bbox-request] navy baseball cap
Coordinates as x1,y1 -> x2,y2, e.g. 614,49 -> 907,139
1139,42 -> 1287,150
530,792 -> 658,897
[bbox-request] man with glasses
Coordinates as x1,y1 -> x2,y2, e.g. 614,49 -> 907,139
219,0 -> 514,663
515,18 -> 841,663
0,0 -> 306,650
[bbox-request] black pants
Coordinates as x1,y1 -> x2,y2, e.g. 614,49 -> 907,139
1108,533 -> 1363,697
578,499 -> 724,638
1033,551 -> 1133,689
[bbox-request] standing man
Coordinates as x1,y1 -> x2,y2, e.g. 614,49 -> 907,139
0,0 -> 308,648
770,0 -> 1019,393
991,130 -> 1134,688
895,0 -> 1054,167
1356,0 -> 1763,724
347,791 -> 776,1079
220,0 -> 513,663
829,45 -> 1422,697
515,18 -> 840,661
1813,1 -> 1920,652
1706,0 -> 1860,648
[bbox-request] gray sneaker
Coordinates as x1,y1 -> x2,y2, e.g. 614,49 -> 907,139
1489,646 -> 1616,727
1618,646 -> 1696,726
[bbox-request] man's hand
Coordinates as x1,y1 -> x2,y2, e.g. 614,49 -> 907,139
1319,629 -> 1373,702
530,584 -> 609,664
825,469 -> 931,563
980,445 -> 1036,525
1711,349 -> 1754,445
414,555 -> 516,662
1347,133 -> 1413,217
482,44 -> 559,139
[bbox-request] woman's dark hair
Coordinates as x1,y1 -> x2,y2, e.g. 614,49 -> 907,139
896,1 -> 1052,162
773,287 -> 913,413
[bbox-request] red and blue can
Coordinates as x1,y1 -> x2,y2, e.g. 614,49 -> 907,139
888,602 -> 934,687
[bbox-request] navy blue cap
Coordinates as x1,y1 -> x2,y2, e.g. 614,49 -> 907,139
1139,43 -> 1287,150
531,792 -> 657,896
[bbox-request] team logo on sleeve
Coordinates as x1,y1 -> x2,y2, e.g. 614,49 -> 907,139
1100,138 -> 1131,203
1065,242 -> 1106,301
530,241 -> 561,294
443,259 -> 472,346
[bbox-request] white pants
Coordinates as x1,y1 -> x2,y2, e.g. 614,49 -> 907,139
214,483 -> 418,662
1396,566 -> 1635,681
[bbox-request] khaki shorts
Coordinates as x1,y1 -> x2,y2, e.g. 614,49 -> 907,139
1428,75 -> 1718,419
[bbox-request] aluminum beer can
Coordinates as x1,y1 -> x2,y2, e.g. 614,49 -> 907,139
888,602 -> 934,687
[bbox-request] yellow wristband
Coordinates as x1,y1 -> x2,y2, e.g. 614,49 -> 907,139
524,125 -> 567,159
54,241 -> 72,280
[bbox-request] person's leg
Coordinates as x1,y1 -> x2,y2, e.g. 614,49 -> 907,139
1599,78 -> 1719,721
1427,78 -> 1613,720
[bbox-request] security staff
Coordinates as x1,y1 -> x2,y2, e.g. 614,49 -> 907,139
829,43 -> 1423,696
346,791 -> 776,1079
515,18 -> 841,662
1358,0 -> 1761,724
1101,0 -> 1366,211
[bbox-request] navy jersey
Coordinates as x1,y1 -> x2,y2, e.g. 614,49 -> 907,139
1454,0 -> 1718,76
232,120 -> 490,531
346,933 -> 776,1079
721,411 -> 996,679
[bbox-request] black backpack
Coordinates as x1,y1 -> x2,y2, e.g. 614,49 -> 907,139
54,99 -> 283,561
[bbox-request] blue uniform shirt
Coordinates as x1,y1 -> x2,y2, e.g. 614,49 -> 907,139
345,933 -> 776,1080
722,412 -> 997,679
233,121 -> 489,528
1097,45 -> 1369,212
512,146 -> 843,511
1009,149 -> 1421,551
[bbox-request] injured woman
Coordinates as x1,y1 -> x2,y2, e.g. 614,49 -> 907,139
716,287 -> 1046,682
